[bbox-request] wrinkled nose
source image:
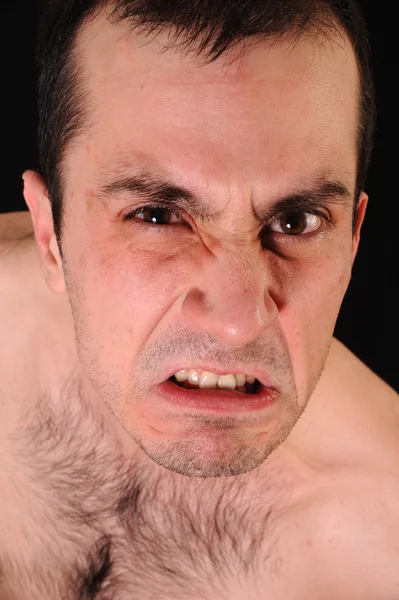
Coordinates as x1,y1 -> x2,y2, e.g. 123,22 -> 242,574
181,255 -> 278,348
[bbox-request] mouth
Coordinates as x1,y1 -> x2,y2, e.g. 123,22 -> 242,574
168,375 -> 260,395
156,373 -> 277,414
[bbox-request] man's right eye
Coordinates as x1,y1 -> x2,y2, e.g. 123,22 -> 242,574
124,204 -> 185,226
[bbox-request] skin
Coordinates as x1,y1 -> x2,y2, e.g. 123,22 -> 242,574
22,12 -> 369,478
2,218 -> 399,599
1,13 -> 399,597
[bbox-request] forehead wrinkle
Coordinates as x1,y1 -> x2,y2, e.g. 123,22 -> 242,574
93,158 -> 224,224
64,10 -> 360,209
92,152 -> 354,232
70,14 -> 359,183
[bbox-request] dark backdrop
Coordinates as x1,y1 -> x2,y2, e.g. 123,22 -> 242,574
4,0 -> 398,391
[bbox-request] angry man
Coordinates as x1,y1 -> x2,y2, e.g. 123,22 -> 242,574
0,0 -> 398,598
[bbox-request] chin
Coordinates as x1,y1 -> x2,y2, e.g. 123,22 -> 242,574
131,427 -> 289,478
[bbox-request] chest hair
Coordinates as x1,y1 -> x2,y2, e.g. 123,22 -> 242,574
2,382 -> 295,600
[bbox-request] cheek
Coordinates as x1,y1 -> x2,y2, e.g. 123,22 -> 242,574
274,251 -> 352,398
70,236 -> 197,364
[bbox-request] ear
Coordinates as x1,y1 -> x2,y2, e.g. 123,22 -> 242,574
351,191 -> 368,265
22,170 -> 66,294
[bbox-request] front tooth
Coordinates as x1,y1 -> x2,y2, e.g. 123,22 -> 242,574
235,374 -> 246,387
199,371 -> 219,388
188,369 -> 201,385
175,369 -> 189,382
217,374 -> 237,389
246,375 -> 255,385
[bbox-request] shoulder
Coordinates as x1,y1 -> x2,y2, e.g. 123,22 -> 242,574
329,337 -> 398,397
0,210 -> 34,244
307,463 -> 399,599
324,339 -> 399,468
0,212 -> 39,323
0,214 -> 43,412
0,212 -> 76,408
324,338 -> 398,425
0,211 -> 36,294
305,343 -> 399,598
0,210 -> 34,238
298,338 -> 398,468
0,212 -> 62,408
329,339 -> 399,448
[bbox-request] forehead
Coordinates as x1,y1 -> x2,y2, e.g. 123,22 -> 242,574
70,11 -> 359,196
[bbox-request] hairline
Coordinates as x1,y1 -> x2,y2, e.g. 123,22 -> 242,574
53,8 -> 363,246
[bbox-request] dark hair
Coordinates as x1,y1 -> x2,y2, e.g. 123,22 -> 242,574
36,0 -> 376,248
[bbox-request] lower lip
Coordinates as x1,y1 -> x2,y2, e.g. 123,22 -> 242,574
156,379 -> 278,414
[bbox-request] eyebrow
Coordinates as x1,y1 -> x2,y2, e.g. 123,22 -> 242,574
97,170 -> 353,224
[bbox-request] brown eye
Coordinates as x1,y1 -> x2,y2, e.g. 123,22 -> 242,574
132,206 -> 184,225
269,212 -> 322,235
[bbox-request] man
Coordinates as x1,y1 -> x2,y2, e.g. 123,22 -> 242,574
0,0 -> 398,597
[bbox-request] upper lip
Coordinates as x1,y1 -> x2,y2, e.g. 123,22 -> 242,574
161,364 -> 277,390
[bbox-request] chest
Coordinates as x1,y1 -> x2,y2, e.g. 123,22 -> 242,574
4,473 -> 388,600
1,388 -> 397,600
0,439 -> 323,600
1,494 -> 318,600
3,472 -> 399,600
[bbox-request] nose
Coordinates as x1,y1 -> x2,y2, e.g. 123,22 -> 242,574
181,252 -> 278,348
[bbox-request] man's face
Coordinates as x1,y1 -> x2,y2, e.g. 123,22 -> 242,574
51,13 -> 363,477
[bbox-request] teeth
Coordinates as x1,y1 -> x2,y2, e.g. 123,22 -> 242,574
217,374 -> 236,390
172,369 -> 257,390
235,374 -> 246,387
188,369 -> 201,385
175,369 -> 189,382
199,371 -> 219,388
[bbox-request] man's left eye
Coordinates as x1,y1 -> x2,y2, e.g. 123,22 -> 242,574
269,211 -> 322,235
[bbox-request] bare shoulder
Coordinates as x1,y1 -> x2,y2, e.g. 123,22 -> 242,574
306,336 -> 399,519
0,211 -> 75,411
329,337 -> 398,410
303,340 -> 399,598
0,211 -> 69,415
0,213 -> 42,408
0,211 -> 39,318
322,338 -> 399,466
0,211 -> 36,283
0,210 -> 34,242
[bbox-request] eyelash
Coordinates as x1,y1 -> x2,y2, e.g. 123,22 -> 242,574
123,203 -> 332,242
124,205 -> 184,225
266,208 -> 333,245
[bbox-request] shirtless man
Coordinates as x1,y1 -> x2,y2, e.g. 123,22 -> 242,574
0,0 -> 398,598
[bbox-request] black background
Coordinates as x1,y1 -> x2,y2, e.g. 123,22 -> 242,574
4,0 -> 398,391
